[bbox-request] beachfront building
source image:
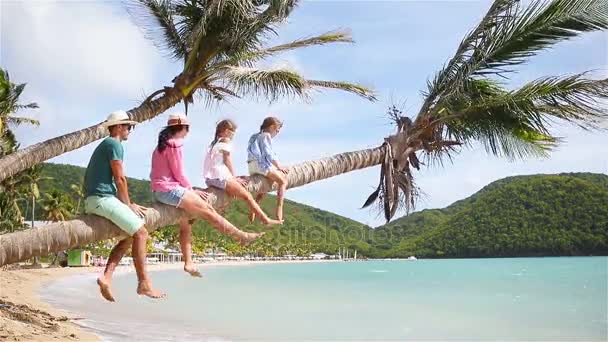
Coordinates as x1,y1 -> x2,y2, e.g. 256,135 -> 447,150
67,249 -> 92,267
311,253 -> 328,260
204,249 -> 227,261
148,248 -> 183,264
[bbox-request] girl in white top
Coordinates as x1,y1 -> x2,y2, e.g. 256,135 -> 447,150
203,120 -> 282,226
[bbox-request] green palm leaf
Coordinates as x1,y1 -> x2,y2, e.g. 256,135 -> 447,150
438,74 -> 608,159
126,0 -> 187,59
224,31 -> 354,67
220,66 -> 309,102
7,116 -> 40,127
482,0 -> 608,76
219,66 -> 377,102
307,80 -> 377,101
419,0 -> 608,118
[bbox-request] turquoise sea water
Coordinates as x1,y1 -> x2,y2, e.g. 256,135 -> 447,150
42,257 -> 607,341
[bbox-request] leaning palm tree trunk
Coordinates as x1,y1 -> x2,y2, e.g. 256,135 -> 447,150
0,90 -> 183,182
0,146 -> 384,266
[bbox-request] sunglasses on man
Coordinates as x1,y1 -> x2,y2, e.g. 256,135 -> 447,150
121,124 -> 135,132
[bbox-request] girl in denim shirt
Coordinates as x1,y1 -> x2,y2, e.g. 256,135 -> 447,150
247,117 -> 289,222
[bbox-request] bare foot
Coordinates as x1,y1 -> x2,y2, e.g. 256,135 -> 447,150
237,232 -> 265,246
248,210 -> 256,223
184,264 -> 202,278
96,277 -> 115,302
136,281 -> 166,299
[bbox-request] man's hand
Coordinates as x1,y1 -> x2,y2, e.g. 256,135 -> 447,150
278,167 -> 289,174
236,176 -> 249,187
195,189 -> 210,201
129,203 -> 147,218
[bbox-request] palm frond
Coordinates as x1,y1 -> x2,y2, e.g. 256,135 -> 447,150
307,80 -> 377,101
419,0 -> 608,119
6,116 -> 40,127
218,0 -> 300,57
220,66 -> 310,102
255,0 -> 299,30
223,30 -> 353,67
418,0 -> 519,116
437,75 -> 608,159
218,65 -> 377,103
482,0 -> 608,76
15,102 -> 38,110
125,0 -> 187,60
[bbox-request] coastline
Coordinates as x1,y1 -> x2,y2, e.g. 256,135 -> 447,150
0,259 -> 339,341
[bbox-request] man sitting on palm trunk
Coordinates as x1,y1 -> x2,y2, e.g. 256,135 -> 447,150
83,110 -> 164,302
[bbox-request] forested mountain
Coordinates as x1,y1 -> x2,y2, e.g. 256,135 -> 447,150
374,173 -> 608,258
36,164 -> 608,258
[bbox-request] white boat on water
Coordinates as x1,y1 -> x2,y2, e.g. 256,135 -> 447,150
407,256 -> 417,261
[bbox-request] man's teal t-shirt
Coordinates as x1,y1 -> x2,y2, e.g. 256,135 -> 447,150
84,137 -> 124,197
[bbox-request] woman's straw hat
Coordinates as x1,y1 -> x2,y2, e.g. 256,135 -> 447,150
166,113 -> 190,127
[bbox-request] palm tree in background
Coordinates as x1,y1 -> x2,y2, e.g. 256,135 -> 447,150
23,166 -> 53,228
1,0 -> 607,266
0,69 -> 39,234
23,166 -> 53,266
0,69 -> 39,147
0,0 -> 375,182
42,190 -> 74,222
0,131 -> 25,233
42,190 -> 73,267
70,184 -> 85,215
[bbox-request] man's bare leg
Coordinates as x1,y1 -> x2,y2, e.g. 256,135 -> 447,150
97,237 -> 132,302
179,218 -> 201,277
132,227 -> 165,298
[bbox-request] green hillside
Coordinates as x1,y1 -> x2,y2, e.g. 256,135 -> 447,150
374,173 -> 608,258
33,165 -> 608,258
37,163 -> 373,256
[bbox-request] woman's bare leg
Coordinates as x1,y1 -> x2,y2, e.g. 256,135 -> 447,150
224,179 -> 281,226
178,217 -> 201,277
266,170 -> 288,221
179,190 -> 263,245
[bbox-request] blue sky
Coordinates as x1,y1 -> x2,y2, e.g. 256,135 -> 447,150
2,0 -> 607,226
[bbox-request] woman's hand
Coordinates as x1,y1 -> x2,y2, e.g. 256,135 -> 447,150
194,189 -> 210,201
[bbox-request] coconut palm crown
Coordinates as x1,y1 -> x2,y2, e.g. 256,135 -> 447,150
127,0 -> 376,110
363,0 -> 608,221
0,0 -> 375,182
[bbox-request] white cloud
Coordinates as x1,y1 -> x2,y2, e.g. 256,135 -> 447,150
1,1 -> 171,100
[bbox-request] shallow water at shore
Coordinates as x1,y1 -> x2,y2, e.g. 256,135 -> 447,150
42,257 -> 607,341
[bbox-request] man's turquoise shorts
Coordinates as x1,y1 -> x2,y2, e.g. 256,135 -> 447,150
85,196 -> 144,236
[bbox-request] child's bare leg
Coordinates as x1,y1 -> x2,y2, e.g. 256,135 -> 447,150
179,217 -> 201,277
179,191 -> 263,245
248,193 -> 265,223
225,179 -> 281,226
266,170 -> 288,222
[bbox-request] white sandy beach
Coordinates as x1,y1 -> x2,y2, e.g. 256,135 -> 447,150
0,259 -> 338,341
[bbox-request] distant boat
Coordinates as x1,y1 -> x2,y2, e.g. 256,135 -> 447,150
407,256 -> 417,261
